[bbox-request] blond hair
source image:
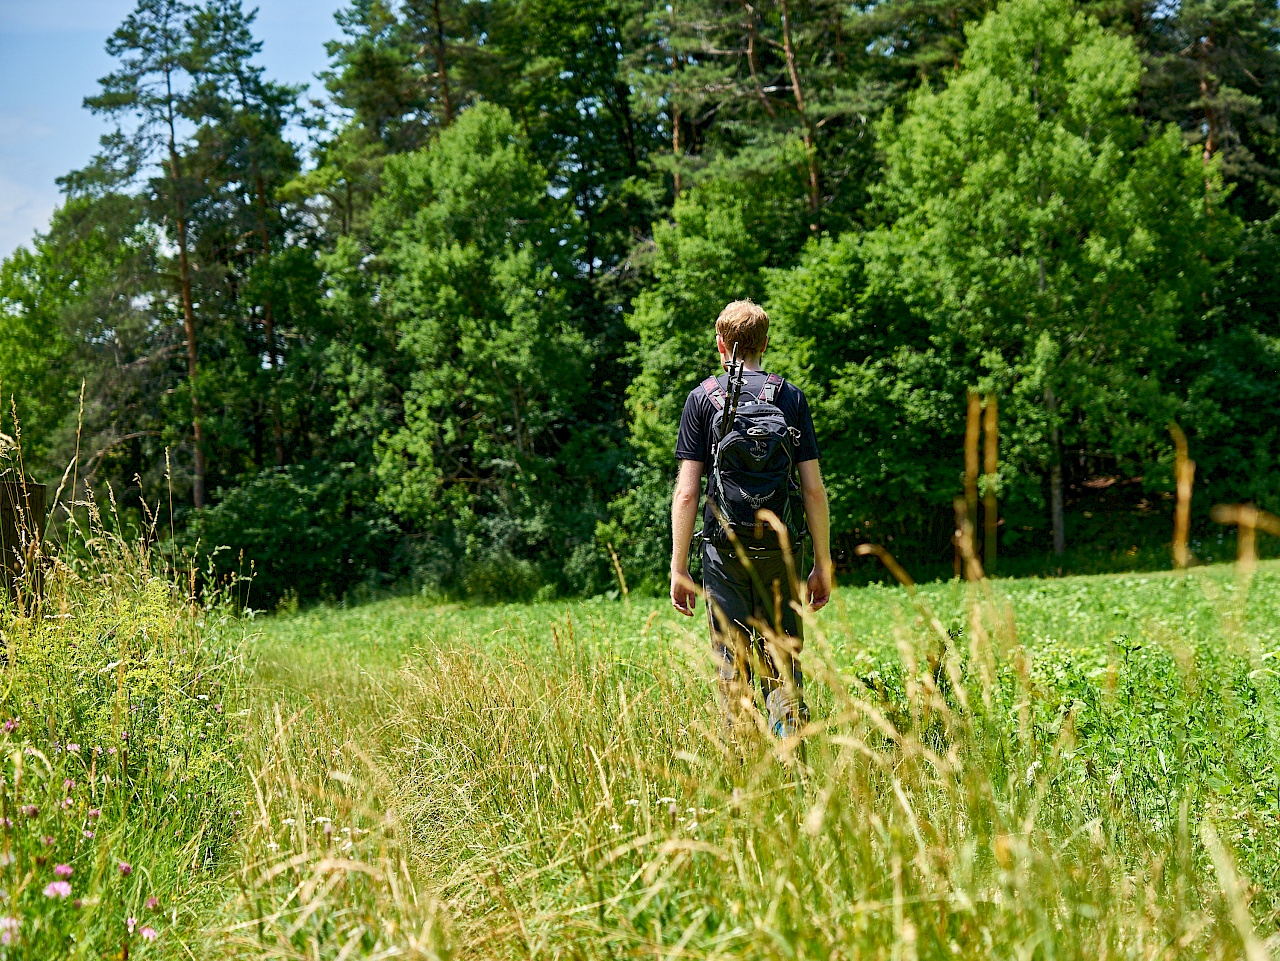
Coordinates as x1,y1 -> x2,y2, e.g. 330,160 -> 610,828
715,300 -> 769,358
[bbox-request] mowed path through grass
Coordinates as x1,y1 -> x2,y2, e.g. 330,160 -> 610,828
226,563 -> 1280,959
252,562 -> 1280,704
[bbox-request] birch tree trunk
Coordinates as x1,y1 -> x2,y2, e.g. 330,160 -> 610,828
1045,385 -> 1065,556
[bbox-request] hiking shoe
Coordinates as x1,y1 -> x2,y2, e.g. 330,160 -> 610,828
765,688 -> 807,739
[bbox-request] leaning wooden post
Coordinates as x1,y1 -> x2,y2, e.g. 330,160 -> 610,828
958,391 -> 981,578
1169,424 -> 1195,569
983,395 -> 998,574
1210,504 -> 1279,637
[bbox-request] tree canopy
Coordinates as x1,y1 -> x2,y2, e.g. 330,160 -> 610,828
3,0 -> 1277,603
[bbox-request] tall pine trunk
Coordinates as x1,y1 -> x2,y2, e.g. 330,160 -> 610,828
431,0 -> 454,124
255,173 -> 285,467
779,0 -> 820,221
672,101 -> 683,195
168,134 -> 205,509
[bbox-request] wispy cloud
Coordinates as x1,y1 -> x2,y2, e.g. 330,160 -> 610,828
0,168 -> 55,255
0,113 -> 57,142
0,2 -> 134,35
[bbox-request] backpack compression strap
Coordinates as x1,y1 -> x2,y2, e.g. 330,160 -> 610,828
701,376 -> 727,411
705,373 -> 784,407
761,373 -> 784,403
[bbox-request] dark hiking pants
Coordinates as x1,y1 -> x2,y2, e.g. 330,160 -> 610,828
701,541 -> 809,734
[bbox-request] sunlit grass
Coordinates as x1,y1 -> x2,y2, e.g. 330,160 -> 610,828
0,509 -> 246,958
223,562 -> 1280,959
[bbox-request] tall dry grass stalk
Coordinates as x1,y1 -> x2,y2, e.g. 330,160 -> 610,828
959,391 -> 982,578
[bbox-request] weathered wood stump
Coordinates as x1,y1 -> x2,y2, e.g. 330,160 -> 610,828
0,481 -> 46,597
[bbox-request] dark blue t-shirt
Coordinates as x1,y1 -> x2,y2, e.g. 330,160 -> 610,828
675,369 -> 820,465
675,369 -> 820,537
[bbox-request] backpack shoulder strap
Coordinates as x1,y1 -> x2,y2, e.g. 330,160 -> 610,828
761,373 -> 784,404
701,376 -> 727,411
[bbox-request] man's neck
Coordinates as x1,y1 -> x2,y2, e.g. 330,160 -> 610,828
723,356 -> 764,372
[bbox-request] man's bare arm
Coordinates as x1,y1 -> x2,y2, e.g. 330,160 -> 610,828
670,459 -> 703,615
798,459 -> 832,611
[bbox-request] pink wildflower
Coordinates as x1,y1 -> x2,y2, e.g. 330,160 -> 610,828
87,808 -> 100,819
43,881 -> 71,898
145,896 -> 160,910
66,743 -> 79,753
140,926 -> 158,941
83,830 -> 94,839
63,779 -> 75,790
3,719 -> 17,733
54,864 -> 72,878
21,805 -> 37,817
42,835 -> 54,846
126,916 -> 137,933
0,916 -> 17,944
62,798 -> 73,809
118,861 -> 132,876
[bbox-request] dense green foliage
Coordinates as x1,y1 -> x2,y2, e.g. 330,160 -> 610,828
2,0 -> 1278,601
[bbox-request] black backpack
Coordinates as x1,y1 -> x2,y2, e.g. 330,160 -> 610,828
701,371 -> 803,547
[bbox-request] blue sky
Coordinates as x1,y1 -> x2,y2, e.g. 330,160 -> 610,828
0,0 -> 345,259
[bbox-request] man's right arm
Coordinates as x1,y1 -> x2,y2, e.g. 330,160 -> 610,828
670,458 -> 703,615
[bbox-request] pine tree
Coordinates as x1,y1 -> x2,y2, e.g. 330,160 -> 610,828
629,0 -> 876,227
1146,0 -> 1280,219
187,0 -> 303,467
849,0 -> 998,86
84,0 -> 210,507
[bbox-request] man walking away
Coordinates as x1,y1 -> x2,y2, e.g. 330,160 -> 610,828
669,300 -> 833,738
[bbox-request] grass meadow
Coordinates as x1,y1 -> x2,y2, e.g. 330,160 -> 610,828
225,558 -> 1280,959
4,520 -> 1280,958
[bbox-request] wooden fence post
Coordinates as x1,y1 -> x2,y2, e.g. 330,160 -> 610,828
983,396 -> 998,574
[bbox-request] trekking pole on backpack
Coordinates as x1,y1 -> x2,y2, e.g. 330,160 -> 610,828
717,343 -> 738,444
710,345 -> 748,546
719,344 -> 746,441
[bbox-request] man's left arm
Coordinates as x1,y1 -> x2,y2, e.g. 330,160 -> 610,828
798,459 -> 832,611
